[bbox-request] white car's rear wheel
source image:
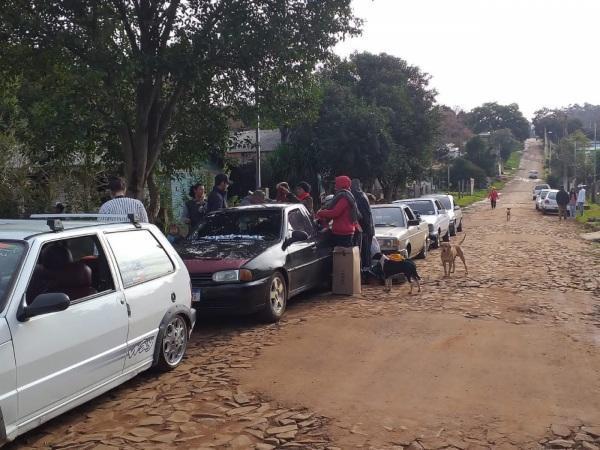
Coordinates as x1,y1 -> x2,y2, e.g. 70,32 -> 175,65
157,315 -> 188,371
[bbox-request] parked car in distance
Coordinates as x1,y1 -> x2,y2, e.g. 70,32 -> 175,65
394,198 -> 450,248
535,189 -> 552,210
533,183 -> 550,200
177,204 -> 332,323
528,170 -> 539,179
424,194 -> 463,236
0,215 -> 195,444
371,204 -> 429,259
540,189 -> 559,214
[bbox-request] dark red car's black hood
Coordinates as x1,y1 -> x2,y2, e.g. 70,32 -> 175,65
176,239 -> 276,273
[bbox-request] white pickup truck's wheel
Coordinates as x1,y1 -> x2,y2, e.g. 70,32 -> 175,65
157,315 -> 188,371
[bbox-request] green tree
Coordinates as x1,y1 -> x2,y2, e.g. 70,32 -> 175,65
466,102 -> 530,141
490,128 -> 521,161
3,0 -> 360,214
465,135 -> 495,175
449,157 -> 487,188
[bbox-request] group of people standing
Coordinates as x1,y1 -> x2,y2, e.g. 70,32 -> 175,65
556,185 -> 587,221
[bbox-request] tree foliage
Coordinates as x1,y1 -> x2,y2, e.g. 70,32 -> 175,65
278,52 -> 439,200
466,102 -> 530,141
2,0 -> 360,215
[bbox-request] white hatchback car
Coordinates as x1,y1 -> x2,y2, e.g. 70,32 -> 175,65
0,215 -> 195,444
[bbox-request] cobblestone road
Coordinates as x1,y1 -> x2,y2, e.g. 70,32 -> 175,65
9,140 -> 600,450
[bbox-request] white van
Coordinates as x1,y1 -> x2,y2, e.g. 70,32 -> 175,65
0,215 -> 195,444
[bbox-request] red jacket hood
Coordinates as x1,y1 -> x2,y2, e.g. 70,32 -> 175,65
335,176 -> 352,191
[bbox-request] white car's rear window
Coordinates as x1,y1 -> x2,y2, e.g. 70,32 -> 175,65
107,230 -> 174,288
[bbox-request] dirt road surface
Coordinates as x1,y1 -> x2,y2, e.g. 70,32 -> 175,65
9,140 -> 600,449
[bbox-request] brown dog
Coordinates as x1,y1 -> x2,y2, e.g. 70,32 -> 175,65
440,233 -> 468,277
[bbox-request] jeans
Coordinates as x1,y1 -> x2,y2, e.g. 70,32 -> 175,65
577,202 -> 584,216
331,234 -> 354,248
490,199 -> 497,209
568,204 -> 576,218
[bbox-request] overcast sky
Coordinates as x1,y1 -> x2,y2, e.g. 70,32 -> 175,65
336,0 -> 600,119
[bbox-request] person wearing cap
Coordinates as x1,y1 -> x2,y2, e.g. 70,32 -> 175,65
241,189 -> 267,206
207,173 -> 229,213
316,175 -> 360,247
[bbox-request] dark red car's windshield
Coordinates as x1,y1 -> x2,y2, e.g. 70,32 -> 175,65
192,210 -> 283,242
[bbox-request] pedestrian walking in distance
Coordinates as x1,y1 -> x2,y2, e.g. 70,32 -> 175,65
556,186 -> 569,222
206,173 -> 230,213
568,188 -> 577,218
351,178 -> 375,270
99,177 -> 149,222
576,185 -> 586,216
488,187 -> 499,209
181,183 -> 207,234
316,176 -> 360,248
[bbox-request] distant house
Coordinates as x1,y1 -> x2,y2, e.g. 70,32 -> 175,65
227,129 -> 281,164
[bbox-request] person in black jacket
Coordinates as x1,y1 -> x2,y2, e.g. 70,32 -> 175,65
182,183 -> 207,234
556,186 -> 569,222
206,174 -> 230,213
351,178 -> 374,269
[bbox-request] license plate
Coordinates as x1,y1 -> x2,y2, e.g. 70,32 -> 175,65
192,288 -> 201,303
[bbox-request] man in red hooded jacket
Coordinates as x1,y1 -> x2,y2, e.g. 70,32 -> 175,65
316,175 -> 360,247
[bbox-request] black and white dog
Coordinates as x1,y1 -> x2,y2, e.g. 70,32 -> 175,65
371,252 -> 422,294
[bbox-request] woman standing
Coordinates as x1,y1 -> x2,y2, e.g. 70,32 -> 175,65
294,182 -> 314,215
568,188 -> 577,218
182,183 -> 207,234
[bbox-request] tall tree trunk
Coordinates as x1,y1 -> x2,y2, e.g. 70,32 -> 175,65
147,171 -> 161,223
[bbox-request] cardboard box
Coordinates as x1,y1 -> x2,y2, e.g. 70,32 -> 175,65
332,246 -> 361,295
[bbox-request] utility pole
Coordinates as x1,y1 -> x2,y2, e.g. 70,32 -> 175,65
574,140 -> 577,189
594,123 -> 597,203
255,87 -> 261,190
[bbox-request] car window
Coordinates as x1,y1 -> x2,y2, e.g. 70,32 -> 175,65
403,207 -> 416,221
107,230 -> 174,288
193,210 -> 282,242
437,197 -> 452,210
547,192 -> 557,200
0,241 -> 26,311
26,235 -> 115,305
403,201 -> 435,216
434,200 -> 444,211
535,185 -> 548,190
372,207 -> 406,227
287,209 -> 314,236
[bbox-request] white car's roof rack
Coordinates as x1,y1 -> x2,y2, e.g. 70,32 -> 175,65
30,213 -> 141,230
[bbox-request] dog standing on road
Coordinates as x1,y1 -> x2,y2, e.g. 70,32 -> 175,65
506,207 -> 511,222
371,253 -> 421,294
440,233 -> 468,277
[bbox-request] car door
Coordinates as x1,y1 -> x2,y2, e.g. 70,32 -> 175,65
434,200 -> 449,233
105,228 -> 180,371
285,208 -> 320,294
403,206 -> 423,255
8,233 -> 128,425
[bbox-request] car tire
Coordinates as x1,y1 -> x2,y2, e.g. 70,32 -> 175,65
450,222 -> 457,236
405,244 -> 411,258
260,272 -> 287,323
431,231 -> 440,249
416,238 -> 429,259
442,230 -> 450,242
156,315 -> 188,371
456,220 -> 463,232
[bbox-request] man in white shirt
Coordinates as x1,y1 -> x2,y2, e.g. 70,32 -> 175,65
99,177 -> 149,222
576,186 -> 586,216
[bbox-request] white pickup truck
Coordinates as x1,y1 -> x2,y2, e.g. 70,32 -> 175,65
394,198 -> 450,248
